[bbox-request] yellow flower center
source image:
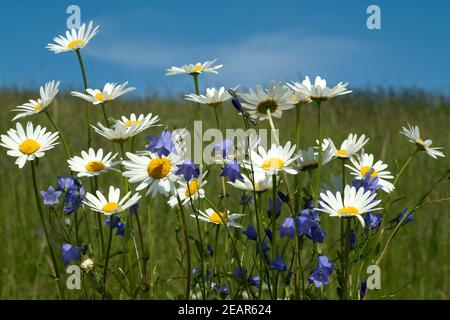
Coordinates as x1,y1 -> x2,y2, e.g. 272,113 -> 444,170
124,120 -> 140,127
184,179 -> 200,197
147,157 -> 171,179
85,160 -> 105,172
256,99 -> 278,114
193,65 -> 202,72
102,202 -> 119,213
67,39 -> 85,49
95,92 -> 104,101
415,139 -> 427,151
262,157 -> 284,171
34,103 -> 42,112
337,149 -> 348,157
338,206 -> 359,215
19,139 -> 41,155
209,211 -> 228,224
360,166 -> 377,178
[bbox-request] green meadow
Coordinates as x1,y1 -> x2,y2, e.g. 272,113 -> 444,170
0,88 -> 448,299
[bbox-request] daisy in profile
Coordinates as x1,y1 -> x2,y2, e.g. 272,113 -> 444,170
228,171 -> 273,193
346,153 -> 394,193
323,134 -> 369,160
168,166 -> 208,207
288,76 -> 352,102
122,152 -> 182,197
68,148 -> 120,178
83,186 -> 141,216
12,81 -> 60,120
289,90 -> 312,107
0,122 -> 59,168
92,113 -> 159,143
71,82 -> 135,105
297,144 -> 334,171
317,185 -> 382,227
248,142 -> 298,175
240,81 -> 295,121
47,21 -> 99,53
185,87 -> 231,107
194,208 -> 244,228
400,124 -> 445,159
166,59 -> 223,76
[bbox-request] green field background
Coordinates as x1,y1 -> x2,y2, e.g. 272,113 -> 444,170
0,88 -> 448,299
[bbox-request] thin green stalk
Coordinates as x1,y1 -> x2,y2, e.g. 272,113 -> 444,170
101,103 -> 110,127
314,101 -> 322,208
93,176 -> 105,256
271,174 -> 278,300
294,105 -> 301,211
31,161 -> 64,299
102,213 -> 114,299
44,111 -> 71,160
75,49 -> 91,148
192,74 -> 201,121
176,196 -> 192,299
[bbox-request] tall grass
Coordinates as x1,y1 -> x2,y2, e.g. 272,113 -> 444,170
0,87 -> 448,299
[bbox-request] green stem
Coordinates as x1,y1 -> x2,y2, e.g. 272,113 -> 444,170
294,105 -> 301,212
44,111 -> 71,160
271,174 -> 278,300
75,49 -> 91,148
177,196 -> 192,299
314,101 -> 322,208
93,176 -> 105,256
192,74 -> 201,121
31,161 -> 64,299
102,213 -> 114,299
101,103 -> 110,127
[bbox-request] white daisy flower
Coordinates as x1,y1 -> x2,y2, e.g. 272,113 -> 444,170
166,59 -> 223,76
323,134 -> 369,159
92,113 -> 159,143
168,166 -> 208,207
288,76 -> 352,102
83,186 -> 141,216
317,185 -> 382,227
47,21 -> 99,54
400,124 -> 445,159
68,148 -> 120,178
297,144 -> 334,171
0,122 -> 59,168
185,87 -> 231,107
248,142 -> 298,175
71,82 -> 135,105
122,152 -> 182,197
194,208 -> 244,228
289,89 -> 312,106
228,171 -> 273,193
12,81 -> 60,120
239,81 -> 295,121
346,153 -> 395,193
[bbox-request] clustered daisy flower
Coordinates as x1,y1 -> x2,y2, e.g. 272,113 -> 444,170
185,87 -> 231,107
68,148 -> 119,177
166,58 -> 223,76
71,82 -> 135,105
195,208 -> 244,228
288,76 -> 352,102
83,186 -> 141,215
400,124 -> 445,158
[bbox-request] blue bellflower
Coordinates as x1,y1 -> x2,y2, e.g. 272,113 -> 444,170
270,256 -> 287,272
40,186 -> 62,207
297,213 -> 326,243
250,276 -> 260,288
360,280 -> 367,299
309,255 -> 335,287
396,208 -> 414,225
147,129 -> 175,156
61,243 -> 85,265
176,160 -> 199,181
277,217 -> 296,240
129,202 -> 140,216
221,160 -> 243,182
268,198 -> 282,219
364,212 -> 382,229
352,170 -> 382,194
243,224 -> 257,241
213,139 -> 234,158
106,216 -> 126,237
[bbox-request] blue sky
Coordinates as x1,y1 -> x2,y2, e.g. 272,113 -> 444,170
0,0 -> 449,96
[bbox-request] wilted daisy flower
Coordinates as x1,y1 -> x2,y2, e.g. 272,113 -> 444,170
122,152 -> 182,197
80,257 -> 95,273
240,81 -> 295,121
92,113 -> 159,143
317,185 -> 382,227
185,87 -> 231,107
228,171 -> 273,193
68,148 -> 119,178
168,166 -> 207,207
324,134 -> 369,159
346,153 -> 394,193
400,124 -> 445,159
12,81 -> 60,120
71,82 -> 135,105
166,58 -> 223,76
83,186 -> 141,216
288,76 -> 352,102
0,122 -> 59,168
47,21 -> 99,53
194,208 -> 244,228
248,142 -> 298,175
